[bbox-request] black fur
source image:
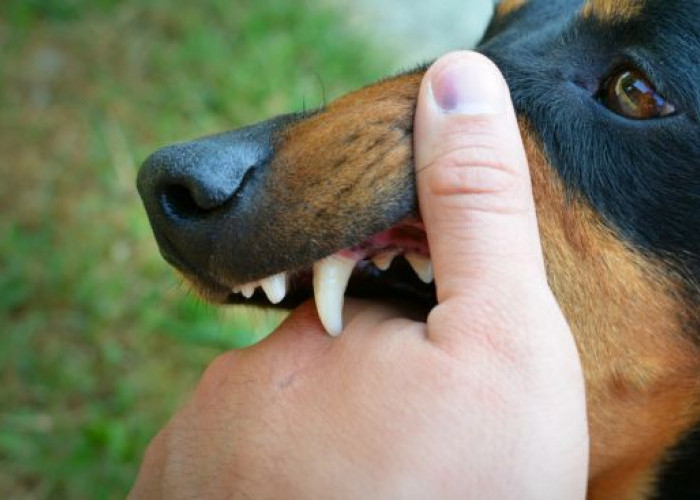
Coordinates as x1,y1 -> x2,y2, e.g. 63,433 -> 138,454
480,1 -> 700,497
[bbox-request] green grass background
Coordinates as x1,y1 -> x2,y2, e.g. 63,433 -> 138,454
0,0 -> 389,496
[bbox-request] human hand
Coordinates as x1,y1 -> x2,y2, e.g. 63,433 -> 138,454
130,52 -> 589,499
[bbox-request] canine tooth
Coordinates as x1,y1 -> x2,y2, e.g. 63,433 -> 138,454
260,273 -> 287,304
372,251 -> 398,271
313,255 -> 358,337
405,254 -> 434,284
240,283 -> 257,298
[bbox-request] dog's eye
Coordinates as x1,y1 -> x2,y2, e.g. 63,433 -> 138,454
600,69 -> 676,119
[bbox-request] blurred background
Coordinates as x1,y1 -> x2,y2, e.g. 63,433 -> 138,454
0,0 -> 492,497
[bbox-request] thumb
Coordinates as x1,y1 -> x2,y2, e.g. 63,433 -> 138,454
414,51 -> 546,305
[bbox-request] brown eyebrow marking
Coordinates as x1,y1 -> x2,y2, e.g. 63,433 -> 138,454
581,0 -> 644,21
496,0 -> 528,17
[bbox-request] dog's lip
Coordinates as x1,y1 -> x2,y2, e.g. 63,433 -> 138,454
214,217 -> 437,310
223,257 -> 437,311
343,218 -> 429,258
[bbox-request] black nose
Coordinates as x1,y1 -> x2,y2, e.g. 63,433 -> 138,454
136,115 -> 294,274
139,129 -> 267,219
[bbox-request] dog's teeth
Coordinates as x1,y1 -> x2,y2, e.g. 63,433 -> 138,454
260,272 -> 287,304
372,251 -> 399,271
405,254 -> 434,284
313,255 -> 358,337
240,283 -> 257,298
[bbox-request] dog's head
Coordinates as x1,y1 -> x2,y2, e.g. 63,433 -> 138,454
137,0 -> 700,497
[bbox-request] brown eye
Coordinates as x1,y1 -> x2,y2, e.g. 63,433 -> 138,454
601,69 -> 676,119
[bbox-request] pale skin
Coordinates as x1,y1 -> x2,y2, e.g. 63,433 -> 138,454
130,52 -> 590,499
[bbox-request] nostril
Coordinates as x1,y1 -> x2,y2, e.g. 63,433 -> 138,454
138,115 -> 297,227
159,184 -> 212,220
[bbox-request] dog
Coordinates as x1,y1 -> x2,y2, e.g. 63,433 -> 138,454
136,0 -> 700,497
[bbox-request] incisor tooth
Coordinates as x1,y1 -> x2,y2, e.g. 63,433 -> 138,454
260,273 -> 287,304
240,283 -> 257,298
372,251 -> 398,271
313,255 -> 358,336
405,254 -> 434,284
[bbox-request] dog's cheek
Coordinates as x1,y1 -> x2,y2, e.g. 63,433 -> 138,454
521,124 -> 700,498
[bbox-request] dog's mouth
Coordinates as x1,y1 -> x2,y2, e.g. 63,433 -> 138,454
217,218 -> 435,335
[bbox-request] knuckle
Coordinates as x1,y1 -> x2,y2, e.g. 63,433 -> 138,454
419,142 -> 531,214
197,350 -> 242,395
424,146 -> 518,193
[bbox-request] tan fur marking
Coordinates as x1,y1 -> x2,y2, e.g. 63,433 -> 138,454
496,0 -> 528,17
522,127 -> 700,499
581,0 -> 644,21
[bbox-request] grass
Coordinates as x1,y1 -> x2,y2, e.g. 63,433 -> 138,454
0,0 -> 389,497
